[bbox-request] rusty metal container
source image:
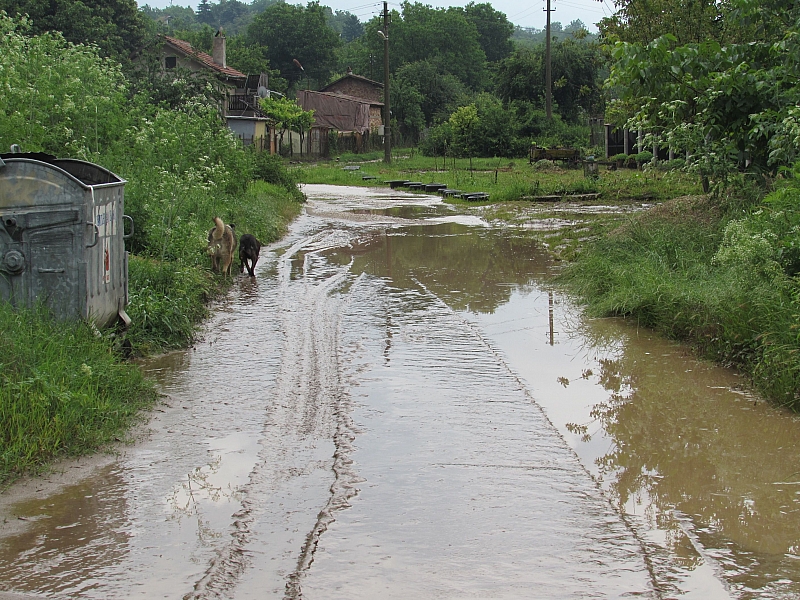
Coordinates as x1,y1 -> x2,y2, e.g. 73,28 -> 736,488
0,149 -> 133,328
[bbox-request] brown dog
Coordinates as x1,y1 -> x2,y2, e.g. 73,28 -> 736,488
207,217 -> 238,276
238,233 -> 262,277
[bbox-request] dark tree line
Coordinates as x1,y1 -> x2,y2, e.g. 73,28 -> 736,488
0,0 -> 607,158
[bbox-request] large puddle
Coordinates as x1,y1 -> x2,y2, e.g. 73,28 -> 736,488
1,184 -> 799,598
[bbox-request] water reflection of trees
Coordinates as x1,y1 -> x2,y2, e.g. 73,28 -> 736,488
575,320 -> 800,593
328,223 -> 552,314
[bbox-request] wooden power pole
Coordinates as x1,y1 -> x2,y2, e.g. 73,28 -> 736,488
383,1 -> 391,163
545,0 -> 553,120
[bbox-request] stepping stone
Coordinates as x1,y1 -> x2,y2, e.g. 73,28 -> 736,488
342,165 -> 361,171
362,175 -> 377,180
425,183 -> 447,192
386,179 -> 410,189
440,189 -> 462,197
462,192 -> 490,201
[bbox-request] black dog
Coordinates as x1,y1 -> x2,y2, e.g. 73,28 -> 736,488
239,233 -> 262,277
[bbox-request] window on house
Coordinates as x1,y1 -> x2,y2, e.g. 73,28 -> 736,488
165,56 -> 177,69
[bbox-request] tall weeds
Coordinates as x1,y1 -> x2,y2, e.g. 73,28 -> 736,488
562,190 -> 800,409
0,304 -> 158,485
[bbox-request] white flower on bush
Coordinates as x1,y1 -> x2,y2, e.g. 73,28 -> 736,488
713,219 -> 781,278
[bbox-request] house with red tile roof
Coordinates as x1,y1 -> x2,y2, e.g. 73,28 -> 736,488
161,34 -> 246,88
160,34 -> 273,151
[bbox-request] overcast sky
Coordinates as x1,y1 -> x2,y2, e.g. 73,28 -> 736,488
141,0 -> 614,32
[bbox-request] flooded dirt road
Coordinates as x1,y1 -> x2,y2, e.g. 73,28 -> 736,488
2,185 -> 800,599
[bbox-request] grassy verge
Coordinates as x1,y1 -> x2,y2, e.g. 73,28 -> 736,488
560,188 -> 800,410
0,303 -> 159,486
296,152 -> 700,204
126,180 -> 304,356
0,179 -> 303,484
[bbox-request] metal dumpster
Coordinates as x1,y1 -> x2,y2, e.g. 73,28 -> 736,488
0,149 -> 132,328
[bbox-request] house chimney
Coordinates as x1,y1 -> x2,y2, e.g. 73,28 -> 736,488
212,31 -> 226,68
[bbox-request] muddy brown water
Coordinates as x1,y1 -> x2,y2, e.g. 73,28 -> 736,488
2,185 -> 800,599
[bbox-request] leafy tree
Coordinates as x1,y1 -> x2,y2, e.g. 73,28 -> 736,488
340,13 -> 364,42
0,0 -> 147,62
258,95 -> 315,156
339,2 -> 488,89
388,2 -> 488,90
206,0 -> 250,34
196,0 -> 213,26
246,1 -> 340,89
463,2 -> 513,63
389,74 -> 425,143
0,14 -> 129,156
142,4 -> 198,31
325,9 -> 363,42
392,59 -> 467,132
606,0 -> 800,180
226,34 -> 273,77
495,40 -> 604,123
598,0 -> 724,45
424,93 -> 518,159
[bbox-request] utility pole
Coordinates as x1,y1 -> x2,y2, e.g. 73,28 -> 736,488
545,0 -> 553,120
382,1 -> 391,163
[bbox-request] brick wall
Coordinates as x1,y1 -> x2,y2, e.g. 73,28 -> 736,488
325,78 -> 383,103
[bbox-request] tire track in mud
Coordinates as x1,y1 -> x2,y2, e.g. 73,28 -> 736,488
185,231 -> 362,600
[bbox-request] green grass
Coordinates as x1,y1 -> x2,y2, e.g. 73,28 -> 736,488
0,303 -> 159,485
560,193 -> 800,409
296,152 -> 700,204
125,180 -> 304,356
0,178 -> 304,483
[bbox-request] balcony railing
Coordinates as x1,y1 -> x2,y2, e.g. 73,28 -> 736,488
228,94 -> 265,116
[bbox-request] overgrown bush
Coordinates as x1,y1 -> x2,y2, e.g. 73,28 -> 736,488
125,256 -> 213,355
0,13 -> 305,477
251,150 -> 303,198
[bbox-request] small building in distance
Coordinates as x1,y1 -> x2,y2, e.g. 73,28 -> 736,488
160,33 -> 246,97
319,68 -> 384,133
320,68 -> 384,103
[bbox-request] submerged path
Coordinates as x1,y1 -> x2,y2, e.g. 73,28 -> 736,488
4,185 -> 800,598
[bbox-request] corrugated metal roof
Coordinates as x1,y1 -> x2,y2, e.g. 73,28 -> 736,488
162,36 -> 246,80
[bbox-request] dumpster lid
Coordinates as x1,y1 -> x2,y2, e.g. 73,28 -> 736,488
0,151 -> 56,163
0,152 -> 123,186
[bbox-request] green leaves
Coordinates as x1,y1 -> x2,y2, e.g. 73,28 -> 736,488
246,2 -> 340,88
607,1 -> 800,177
0,14 -> 128,156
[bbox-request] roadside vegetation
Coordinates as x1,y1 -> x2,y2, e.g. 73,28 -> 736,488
297,152 -> 698,203
0,304 -> 158,484
0,13 -> 303,483
560,0 -> 800,409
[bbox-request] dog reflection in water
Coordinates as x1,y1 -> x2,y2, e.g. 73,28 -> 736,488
239,234 -> 262,277
207,217 -> 238,276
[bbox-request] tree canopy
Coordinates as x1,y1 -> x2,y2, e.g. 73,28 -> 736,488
607,0 -> 800,176
246,1 -> 340,88
0,0 -> 147,62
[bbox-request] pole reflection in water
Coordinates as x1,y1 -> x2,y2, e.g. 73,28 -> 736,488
474,286 -> 800,599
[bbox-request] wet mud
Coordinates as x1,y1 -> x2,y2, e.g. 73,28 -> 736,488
1,184 -> 799,598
